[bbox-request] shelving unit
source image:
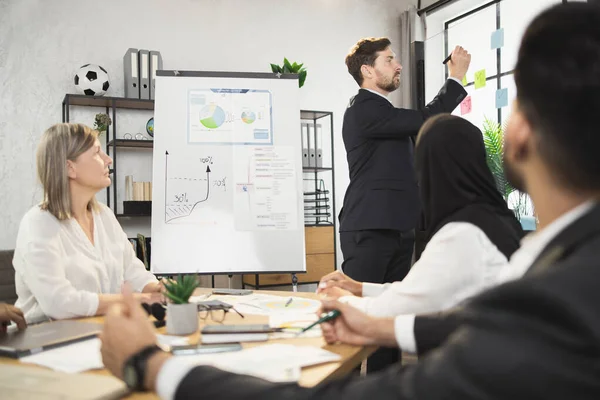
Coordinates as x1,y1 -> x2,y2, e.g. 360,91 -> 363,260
62,94 -> 154,218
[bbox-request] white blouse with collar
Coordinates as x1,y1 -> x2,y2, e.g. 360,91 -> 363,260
340,222 -> 509,317
13,203 -> 157,323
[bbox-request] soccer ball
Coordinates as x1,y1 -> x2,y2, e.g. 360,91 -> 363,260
74,64 -> 110,96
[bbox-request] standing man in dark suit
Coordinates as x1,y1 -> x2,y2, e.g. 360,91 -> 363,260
339,38 -> 471,286
338,37 -> 471,371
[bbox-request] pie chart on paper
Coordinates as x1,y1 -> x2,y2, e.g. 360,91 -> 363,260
199,104 -> 226,129
241,110 -> 256,124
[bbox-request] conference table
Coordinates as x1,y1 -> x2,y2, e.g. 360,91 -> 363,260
0,289 -> 375,399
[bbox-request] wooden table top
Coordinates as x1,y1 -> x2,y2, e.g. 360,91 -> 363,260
0,288 -> 375,399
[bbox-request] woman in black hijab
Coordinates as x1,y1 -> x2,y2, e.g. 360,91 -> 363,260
414,114 -> 524,260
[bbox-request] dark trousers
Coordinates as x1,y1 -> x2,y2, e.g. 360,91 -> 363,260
340,229 -> 415,373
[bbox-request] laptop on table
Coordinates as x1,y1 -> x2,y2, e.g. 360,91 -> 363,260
0,320 -> 103,358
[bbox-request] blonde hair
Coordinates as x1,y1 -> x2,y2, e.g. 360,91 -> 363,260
37,123 -> 100,220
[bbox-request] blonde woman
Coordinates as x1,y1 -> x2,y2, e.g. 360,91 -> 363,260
13,123 -> 162,323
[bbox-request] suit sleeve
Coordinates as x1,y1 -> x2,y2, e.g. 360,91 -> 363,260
358,79 -> 466,139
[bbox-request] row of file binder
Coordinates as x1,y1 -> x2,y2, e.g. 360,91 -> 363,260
123,48 -> 163,100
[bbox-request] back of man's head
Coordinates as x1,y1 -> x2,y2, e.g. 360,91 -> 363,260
515,3 -> 600,192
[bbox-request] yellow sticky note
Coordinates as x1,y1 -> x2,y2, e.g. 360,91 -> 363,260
474,69 -> 486,89
462,75 -> 468,86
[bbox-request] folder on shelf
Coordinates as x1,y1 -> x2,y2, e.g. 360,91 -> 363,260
149,51 -> 163,100
307,125 -> 316,167
301,123 -> 309,167
138,49 -> 150,99
315,124 -> 323,168
123,48 -> 140,98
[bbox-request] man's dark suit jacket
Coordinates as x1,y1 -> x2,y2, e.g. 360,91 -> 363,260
339,80 -> 467,232
172,203 -> 600,399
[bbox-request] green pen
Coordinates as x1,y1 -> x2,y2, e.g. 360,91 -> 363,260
298,310 -> 341,334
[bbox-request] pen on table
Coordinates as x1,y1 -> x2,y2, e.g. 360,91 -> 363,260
297,310 -> 341,335
285,297 -> 293,307
442,53 -> 452,64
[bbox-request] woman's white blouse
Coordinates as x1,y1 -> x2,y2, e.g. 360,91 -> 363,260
340,222 -> 509,317
13,204 -> 157,323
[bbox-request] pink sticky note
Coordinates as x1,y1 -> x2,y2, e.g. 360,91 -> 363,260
460,96 -> 472,115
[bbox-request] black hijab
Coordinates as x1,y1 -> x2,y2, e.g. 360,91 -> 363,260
414,115 -> 524,261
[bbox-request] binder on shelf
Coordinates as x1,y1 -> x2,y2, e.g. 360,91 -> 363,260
138,49 -> 150,99
123,48 -> 140,98
307,125 -> 316,167
149,51 -> 163,100
315,124 -> 323,167
301,123 -> 309,167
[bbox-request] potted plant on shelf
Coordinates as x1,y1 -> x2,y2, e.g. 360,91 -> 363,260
482,117 -> 535,228
270,58 -> 307,88
163,275 -> 200,335
93,113 -> 112,136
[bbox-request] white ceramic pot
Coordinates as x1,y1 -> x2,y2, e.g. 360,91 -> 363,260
166,303 -> 198,335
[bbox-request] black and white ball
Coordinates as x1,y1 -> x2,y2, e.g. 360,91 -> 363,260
74,64 -> 110,96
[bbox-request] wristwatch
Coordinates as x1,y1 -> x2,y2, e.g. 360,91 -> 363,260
123,344 -> 163,391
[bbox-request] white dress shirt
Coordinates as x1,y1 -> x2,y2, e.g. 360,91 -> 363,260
395,201 -> 596,353
13,203 -> 157,323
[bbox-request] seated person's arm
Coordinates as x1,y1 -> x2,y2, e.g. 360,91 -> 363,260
339,223 -> 497,318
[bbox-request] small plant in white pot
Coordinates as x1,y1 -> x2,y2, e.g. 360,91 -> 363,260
163,275 -> 200,335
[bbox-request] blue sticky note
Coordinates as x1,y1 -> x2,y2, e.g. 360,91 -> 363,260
491,28 -> 504,49
496,88 -> 508,109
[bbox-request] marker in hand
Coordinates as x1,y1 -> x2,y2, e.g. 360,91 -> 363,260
297,310 -> 341,335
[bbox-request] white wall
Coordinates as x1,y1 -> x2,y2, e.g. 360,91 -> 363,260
0,0 -> 414,277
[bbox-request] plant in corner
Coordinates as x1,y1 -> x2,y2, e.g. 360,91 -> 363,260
163,275 -> 200,335
481,117 -> 533,223
270,58 -> 307,88
93,113 -> 112,135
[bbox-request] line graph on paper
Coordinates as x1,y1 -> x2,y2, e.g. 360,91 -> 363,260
164,151 -> 227,224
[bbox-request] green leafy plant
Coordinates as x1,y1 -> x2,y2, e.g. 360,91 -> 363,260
481,117 -> 532,221
482,117 -> 513,199
270,58 -> 307,88
163,275 -> 200,304
93,113 -> 112,133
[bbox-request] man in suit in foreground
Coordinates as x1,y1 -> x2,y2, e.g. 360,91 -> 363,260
100,3 -> 600,399
339,36 -> 470,372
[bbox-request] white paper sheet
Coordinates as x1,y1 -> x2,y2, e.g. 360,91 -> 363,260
174,343 -> 340,382
19,338 -> 103,374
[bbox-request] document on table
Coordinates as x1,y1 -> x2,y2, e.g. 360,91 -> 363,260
19,335 -> 189,373
174,343 -> 341,382
19,338 -> 103,374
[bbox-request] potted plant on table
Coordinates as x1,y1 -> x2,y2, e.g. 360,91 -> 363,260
163,275 -> 200,335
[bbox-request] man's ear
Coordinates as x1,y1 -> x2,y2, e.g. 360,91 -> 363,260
506,105 -> 534,162
66,160 -> 76,179
360,64 -> 372,80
